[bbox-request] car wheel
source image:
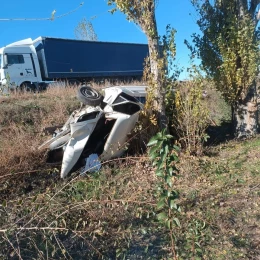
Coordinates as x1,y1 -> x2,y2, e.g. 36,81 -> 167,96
77,85 -> 103,106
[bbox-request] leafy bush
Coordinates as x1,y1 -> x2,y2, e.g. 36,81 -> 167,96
168,69 -> 211,155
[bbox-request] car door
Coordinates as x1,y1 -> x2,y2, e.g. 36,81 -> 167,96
20,53 -> 37,81
5,54 -> 24,87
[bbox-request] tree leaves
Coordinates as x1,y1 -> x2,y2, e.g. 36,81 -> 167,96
192,0 -> 259,104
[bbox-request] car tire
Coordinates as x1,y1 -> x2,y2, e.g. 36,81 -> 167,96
77,85 -> 103,106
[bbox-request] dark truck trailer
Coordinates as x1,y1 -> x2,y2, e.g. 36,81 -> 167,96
34,37 -> 149,82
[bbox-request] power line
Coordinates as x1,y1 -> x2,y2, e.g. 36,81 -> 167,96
0,2 -> 84,21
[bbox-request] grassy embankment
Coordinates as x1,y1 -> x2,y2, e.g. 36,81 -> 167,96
0,86 -> 259,259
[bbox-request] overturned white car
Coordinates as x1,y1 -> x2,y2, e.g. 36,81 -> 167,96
39,85 -> 144,178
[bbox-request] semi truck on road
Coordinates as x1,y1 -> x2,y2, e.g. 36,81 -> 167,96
0,37 -> 149,91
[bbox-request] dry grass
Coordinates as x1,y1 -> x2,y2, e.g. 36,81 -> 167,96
0,84 -> 259,259
177,138 -> 260,259
1,135 -> 259,259
0,86 -> 79,179
0,124 -> 44,173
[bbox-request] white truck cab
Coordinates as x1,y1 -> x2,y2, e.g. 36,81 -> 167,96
0,38 -> 42,90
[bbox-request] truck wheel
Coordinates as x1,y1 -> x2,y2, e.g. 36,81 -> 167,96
67,79 -> 81,87
20,82 -> 36,92
77,85 -> 103,106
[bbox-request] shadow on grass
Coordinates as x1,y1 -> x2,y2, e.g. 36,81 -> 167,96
1,215 -> 169,260
206,121 -> 234,146
0,166 -> 61,203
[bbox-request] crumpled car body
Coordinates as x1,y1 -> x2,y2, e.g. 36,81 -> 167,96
39,86 -> 144,178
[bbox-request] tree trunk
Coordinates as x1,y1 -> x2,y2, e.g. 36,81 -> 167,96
233,1 -> 259,138
233,84 -> 259,138
147,36 -> 168,131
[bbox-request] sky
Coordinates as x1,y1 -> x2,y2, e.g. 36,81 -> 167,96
0,0 -> 200,80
